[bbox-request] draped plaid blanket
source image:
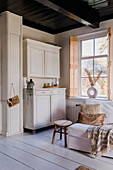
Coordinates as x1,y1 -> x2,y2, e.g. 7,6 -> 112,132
88,125 -> 113,157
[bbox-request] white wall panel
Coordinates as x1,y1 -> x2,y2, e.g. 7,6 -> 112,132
1,11 -> 23,136
10,34 -> 20,134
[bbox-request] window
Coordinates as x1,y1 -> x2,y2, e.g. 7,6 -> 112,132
80,36 -> 108,98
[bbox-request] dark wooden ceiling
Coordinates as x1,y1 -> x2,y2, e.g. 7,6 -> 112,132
0,0 -> 113,34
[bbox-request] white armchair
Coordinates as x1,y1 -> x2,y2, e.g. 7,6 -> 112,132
68,101 -> 113,157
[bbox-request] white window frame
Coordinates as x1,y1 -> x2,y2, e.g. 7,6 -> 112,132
79,35 -> 108,98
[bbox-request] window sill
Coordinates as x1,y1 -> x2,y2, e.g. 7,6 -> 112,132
67,96 -> 112,102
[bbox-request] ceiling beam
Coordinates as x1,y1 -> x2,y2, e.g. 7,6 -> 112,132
34,0 -> 99,28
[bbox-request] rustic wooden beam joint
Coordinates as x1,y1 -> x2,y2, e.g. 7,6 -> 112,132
34,0 -> 99,28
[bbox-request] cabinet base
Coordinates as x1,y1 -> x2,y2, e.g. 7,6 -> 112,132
24,125 -> 54,134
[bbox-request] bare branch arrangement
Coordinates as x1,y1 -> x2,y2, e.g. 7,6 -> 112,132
85,69 -> 102,86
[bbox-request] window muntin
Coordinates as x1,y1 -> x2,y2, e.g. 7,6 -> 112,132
80,36 -> 108,98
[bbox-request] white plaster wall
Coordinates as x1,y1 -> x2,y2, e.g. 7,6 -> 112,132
55,19 -> 113,100
23,25 -> 55,44
23,77 -> 56,88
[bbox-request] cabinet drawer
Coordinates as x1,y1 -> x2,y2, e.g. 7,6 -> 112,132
51,90 -> 64,95
36,91 -> 51,96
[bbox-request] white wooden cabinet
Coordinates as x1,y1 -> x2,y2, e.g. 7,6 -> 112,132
23,88 -> 66,132
23,39 -> 61,78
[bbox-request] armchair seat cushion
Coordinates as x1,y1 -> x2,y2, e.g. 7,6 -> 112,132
68,123 -> 91,138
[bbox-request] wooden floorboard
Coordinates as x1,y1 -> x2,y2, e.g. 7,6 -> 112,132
0,143 -> 67,170
16,135 -> 113,170
0,138 -> 79,170
0,153 -> 32,170
0,128 -> 113,170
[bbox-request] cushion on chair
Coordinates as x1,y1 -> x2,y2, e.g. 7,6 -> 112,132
85,100 -> 113,125
68,123 -> 91,138
81,104 -> 100,114
77,112 -> 106,126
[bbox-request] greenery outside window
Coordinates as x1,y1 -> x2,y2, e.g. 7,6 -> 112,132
80,36 -> 108,98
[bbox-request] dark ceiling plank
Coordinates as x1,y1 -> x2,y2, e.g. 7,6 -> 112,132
41,15 -> 78,29
90,0 -> 107,6
25,9 -> 54,22
90,0 -> 108,9
8,2 -> 38,15
34,0 -> 99,28
34,13 -> 58,23
23,18 -> 83,34
55,22 -> 84,34
24,7 -> 48,18
23,19 -> 56,34
0,0 -> 7,13
108,0 -> 113,5
98,4 -> 113,16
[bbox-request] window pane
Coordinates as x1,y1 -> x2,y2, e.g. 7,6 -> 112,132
81,78 -> 90,96
82,39 -> 93,57
94,57 -> 108,76
95,37 -> 108,56
81,59 -> 93,77
95,78 -> 107,97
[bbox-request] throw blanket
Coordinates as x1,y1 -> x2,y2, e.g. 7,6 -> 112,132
88,125 -> 113,157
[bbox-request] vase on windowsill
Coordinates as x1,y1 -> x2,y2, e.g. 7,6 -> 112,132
85,69 -> 102,98
87,86 -> 98,98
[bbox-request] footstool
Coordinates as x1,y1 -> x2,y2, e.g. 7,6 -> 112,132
52,120 -> 72,147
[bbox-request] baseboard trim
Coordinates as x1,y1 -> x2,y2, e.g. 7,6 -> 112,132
2,130 -> 23,137
1,130 -> 9,137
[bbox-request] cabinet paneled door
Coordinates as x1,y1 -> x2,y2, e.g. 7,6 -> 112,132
23,88 -> 66,132
51,94 -> 65,121
45,51 -> 60,78
28,48 -> 44,77
24,39 -> 61,78
35,95 -> 50,124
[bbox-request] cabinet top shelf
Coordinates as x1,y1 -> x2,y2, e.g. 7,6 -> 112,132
24,88 -> 66,91
24,38 -> 61,50
24,88 -> 66,97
